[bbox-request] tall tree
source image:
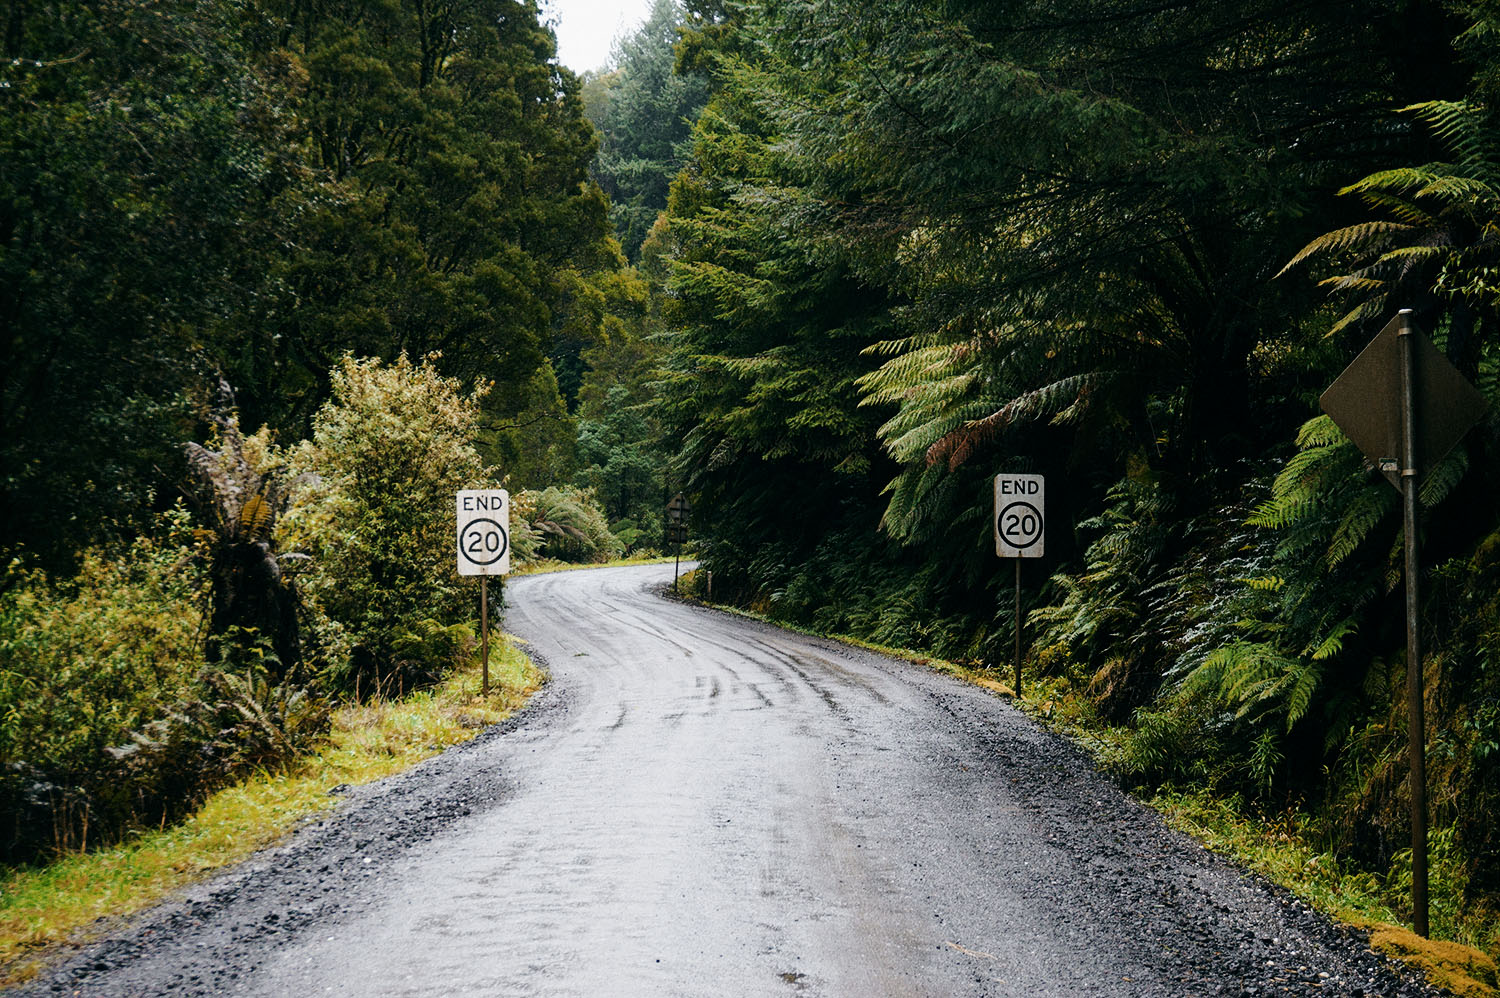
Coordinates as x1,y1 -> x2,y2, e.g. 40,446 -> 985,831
649,14 -> 901,604
587,0 -> 709,260
1,0 -> 307,572
774,0 -> 1466,508
240,0 -> 613,439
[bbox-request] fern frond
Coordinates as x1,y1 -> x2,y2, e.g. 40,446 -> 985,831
1281,662 -> 1321,729
1296,415 -> 1348,449
926,375 -> 1093,469
1325,298 -> 1390,338
1419,446 -> 1470,508
1355,192 -> 1441,228
1304,618 -> 1357,661
1341,167 -> 1444,198
1405,99 -> 1497,176
1326,484 -> 1395,568
1317,275 -> 1391,293
1415,174 -> 1500,203
1278,222 -> 1413,276
240,494 -> 274,540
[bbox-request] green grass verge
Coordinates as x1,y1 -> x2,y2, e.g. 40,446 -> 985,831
0,638 -> 542,986
1152,789 -> 1498,997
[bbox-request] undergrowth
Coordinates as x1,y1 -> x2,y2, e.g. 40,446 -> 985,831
0,638 -> 541,986
1154,789 -> 1499,997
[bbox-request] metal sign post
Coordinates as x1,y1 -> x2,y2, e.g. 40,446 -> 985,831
667,493 -> 691,593
1397,317 -> 1428,937
480,577 -> 490,696
1320,310 -> 1487,936
995,474 -> 1045,697
457,490 -> 510,696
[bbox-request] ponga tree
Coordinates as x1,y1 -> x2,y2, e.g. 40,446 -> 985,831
183,380 -> 304,677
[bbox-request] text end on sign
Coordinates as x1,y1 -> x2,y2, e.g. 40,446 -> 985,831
457,489 -> 510,576
995,474 -> 1045,558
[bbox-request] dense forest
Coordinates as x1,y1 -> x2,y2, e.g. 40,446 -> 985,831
3,0 -> 1498,955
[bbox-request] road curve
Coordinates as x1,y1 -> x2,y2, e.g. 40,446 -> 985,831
16,564 -> 1439,997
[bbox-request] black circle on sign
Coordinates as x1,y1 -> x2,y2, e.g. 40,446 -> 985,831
459,517 -> 509,566
997,500 -> 1044,549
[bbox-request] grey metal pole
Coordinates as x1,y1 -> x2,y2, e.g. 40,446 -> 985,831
1398,309 -> 1429,937
1014,559 -> 1022,698
481,576 -> 490,698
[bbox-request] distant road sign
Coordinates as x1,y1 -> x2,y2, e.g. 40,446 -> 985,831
457,489 -> 510,576
995,474 -> 1045,558
667,493 -> 691,523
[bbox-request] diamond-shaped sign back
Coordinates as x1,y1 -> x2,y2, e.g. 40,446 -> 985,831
1320,313 -> 1488,489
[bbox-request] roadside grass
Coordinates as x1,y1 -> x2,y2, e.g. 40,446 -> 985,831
0,638 -> 542,987
1152,789 -> 1499,998
676,579 -> 1498,995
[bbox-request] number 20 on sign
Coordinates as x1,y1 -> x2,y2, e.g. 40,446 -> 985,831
457,489 -> 510,576
994,474 -> 1045,558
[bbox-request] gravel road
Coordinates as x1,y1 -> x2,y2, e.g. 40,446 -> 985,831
16,563 -> 1445,997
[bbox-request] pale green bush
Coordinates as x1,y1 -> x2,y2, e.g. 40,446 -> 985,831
0,513 -> 203,859
284,355 -> 493,695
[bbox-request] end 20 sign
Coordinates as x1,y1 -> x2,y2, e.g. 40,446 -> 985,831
457,489 -> 510,576
994,474 -> 1044,558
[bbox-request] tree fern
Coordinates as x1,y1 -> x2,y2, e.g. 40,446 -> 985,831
1282,99 -> 1500,356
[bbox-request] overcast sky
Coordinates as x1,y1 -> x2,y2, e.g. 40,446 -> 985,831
542,0 -> 654,75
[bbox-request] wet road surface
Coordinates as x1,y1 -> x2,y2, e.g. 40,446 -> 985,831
17,564 -> 1442,996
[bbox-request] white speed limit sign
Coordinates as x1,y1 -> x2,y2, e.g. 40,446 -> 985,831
994,474 -> 1044,558
456,489 -> 510,576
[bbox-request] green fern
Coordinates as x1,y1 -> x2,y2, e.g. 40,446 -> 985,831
1283,98 -> 1500,334
1326,486 -> 1396,568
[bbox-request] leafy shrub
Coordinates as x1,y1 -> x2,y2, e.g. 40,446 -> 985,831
1030,479 -> 1182,718
284,355 -> 491,695
0,517 -> 203,860
382,620 -> 476,698
514,485 -> 623,563
107,662 -> 331,813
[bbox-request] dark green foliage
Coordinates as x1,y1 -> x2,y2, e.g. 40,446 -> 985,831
1031,481 -> 1185,720
3,0 -> 613,574
1,0 -> 298,572
1282,98 -> 1500,367
586,0 -> 710,260
1428,533 -> 1500,896
648,19 -> 904,612
641,0 -> 1500,929
239,0 -> 614,431
575,385 -> 667,550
